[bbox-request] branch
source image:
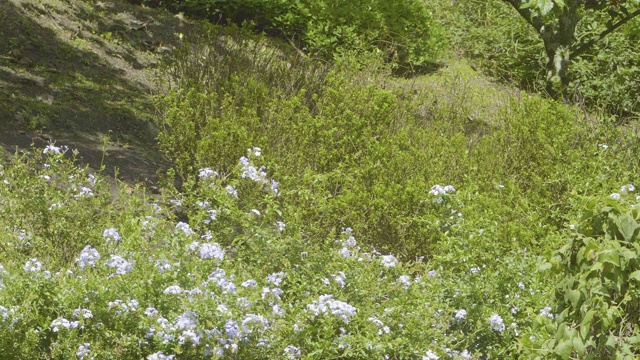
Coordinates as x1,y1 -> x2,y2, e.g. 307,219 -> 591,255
573,8 -> 640,57
501,0 -> 545,33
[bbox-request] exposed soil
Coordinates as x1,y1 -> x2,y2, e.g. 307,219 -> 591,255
1,0 -> 202,184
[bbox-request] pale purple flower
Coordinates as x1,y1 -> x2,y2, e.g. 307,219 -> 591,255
43,144 -> 63,154
283,345 -> 301,359
164,285 -> 183,295
175,222 -> 193,236
155,259 -> 173,273
77,187 -> 94,197
333,272 -> 346,288
205,209 -> 217,224
199,243 -> 225,261
622,184 -> 636,192
539,306 -> 554,318
488,314 -> 505,332
262,287 -> 283,301
380,255 -> 398,268
267,272 -> 285,286
423,350 -> 439,360
226,185 -> 238,198
76,343 -> 91,359
145,307 -> 158,317
198,168 -> 217,179
307,295 -> 357,323
24,258 -> 42,272
76,245 -> 100,268
50,318 -> 79,332
73,308 -> 93,319
103,228 -> 121,243
249,147 -> 261,157
147,351 -> 175,360
105,255 -> 133,275
108,299 -> 138,314
273,304 -> 285,317
241,279 -> 257,288
174,311 -> 198,329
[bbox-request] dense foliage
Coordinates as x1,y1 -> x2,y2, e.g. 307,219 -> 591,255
131,0 -> 444,67
4,0 -> 640,358
430,0 -> 640,118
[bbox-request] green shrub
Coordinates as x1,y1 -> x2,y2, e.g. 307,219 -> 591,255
569,14 -> 640,118
132,0 -> 444,67
0,146 -> 512,359
521,193 -> 640,359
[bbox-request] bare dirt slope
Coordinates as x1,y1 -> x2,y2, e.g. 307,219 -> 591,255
1,0 -> 201,184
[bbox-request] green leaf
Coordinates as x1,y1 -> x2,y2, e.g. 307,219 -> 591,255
572,336 -> 587,354
566,289 -> 581,308
580,309 -> 596,338
539,262 -> 553,271
629,270 -> 640,282
616,212 -> 639,241
589,262 -> 603,273
537,0 -> 554,15
599,250 -> 620,268
555,339 -> 573,359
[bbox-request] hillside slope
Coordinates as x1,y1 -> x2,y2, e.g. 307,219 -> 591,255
0,0 -> 204,183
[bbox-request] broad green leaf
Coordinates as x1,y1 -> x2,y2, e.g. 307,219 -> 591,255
572,336 -> 587,354
566,289 -> 581,308
580,309 -> 596,337
538,0 -> 554,16
616,212 -> 639,241
589,262 -> 603,273
599,250 -> 620,268
629,270 -> 640,282
554,339 -> 573,359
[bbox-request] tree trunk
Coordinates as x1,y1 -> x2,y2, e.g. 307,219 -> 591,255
539,4 -> 580,98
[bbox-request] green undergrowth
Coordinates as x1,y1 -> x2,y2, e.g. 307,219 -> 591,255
0,146 -> 550,359
129,0 -> 444,68
2,7 -> 640,358
155,24 -> 640,263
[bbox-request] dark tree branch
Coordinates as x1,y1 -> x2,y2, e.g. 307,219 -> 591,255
573,8 -> 640,57
501,0 -> 545,32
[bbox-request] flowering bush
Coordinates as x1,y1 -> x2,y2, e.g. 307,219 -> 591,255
0,147 -> 514,359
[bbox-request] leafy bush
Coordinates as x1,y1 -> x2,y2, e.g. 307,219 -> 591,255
521,192 -> 640,359
0,145 -> 531,359
154,24 -> 640,268
131,0 -> 444,67
569,14 -> 640,118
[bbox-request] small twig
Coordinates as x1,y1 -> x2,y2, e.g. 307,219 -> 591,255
287,37 -> 307,58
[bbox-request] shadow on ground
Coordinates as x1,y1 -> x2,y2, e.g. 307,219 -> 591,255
0,0 -> 202,183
